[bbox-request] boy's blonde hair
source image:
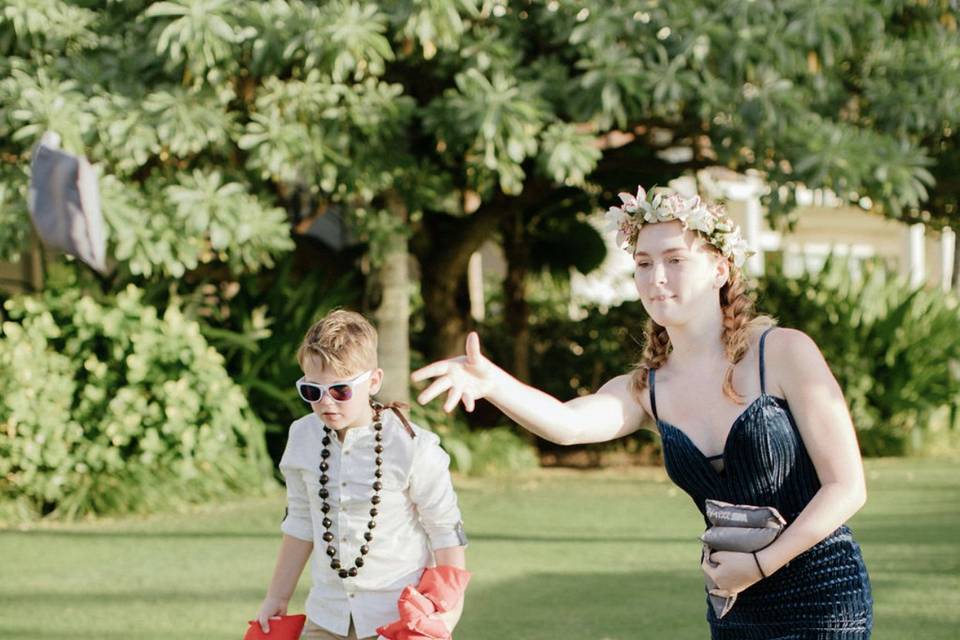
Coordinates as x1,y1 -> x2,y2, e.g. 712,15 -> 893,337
297,310 -> 378,376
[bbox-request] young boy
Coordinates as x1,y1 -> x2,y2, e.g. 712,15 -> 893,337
255,310 -> 468,640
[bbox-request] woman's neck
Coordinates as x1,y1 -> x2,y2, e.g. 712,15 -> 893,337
664,305 -> 727,369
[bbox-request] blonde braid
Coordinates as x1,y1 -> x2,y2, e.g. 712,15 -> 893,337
630,318 -> 671,399
719,265 -> 766,403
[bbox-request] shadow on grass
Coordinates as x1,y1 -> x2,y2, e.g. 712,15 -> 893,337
0,530 -> 692,544
466,532 -> 691,544
459,569 -> 708,640
0,587 -> 265,606
0,529 -> 278,539
853,510 -> 959,546
5,630 -> 138,640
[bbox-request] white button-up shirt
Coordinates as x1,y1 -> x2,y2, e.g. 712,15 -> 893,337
280,410 -> 466,639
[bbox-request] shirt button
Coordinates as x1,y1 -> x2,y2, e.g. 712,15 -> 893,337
341,482 -> 347,487
349,593 -> 355,598
342,536 -> 348,542
344,450 -> 350,455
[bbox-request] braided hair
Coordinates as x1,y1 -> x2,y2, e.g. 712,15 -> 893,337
631,259 -> 774,404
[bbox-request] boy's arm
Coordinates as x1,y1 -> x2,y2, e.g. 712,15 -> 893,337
431,546 -> 467,631
257,535 -> 313,632
259,433 -> 314,634
434,545 -> 466,569
408,435 -> 469,632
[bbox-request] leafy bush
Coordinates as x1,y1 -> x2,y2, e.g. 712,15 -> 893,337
477,273 -> 657,459
0,285 -> 274,522
755,258 -> 960,456
169,252 -> 361,465
409,399 -> 539,477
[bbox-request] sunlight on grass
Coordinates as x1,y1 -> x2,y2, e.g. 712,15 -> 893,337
1,459 -> 957,639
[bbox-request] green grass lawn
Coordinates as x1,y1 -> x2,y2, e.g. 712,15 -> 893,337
1,457 -> 957,639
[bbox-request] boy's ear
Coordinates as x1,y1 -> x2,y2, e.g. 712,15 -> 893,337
370,368 -> 385,395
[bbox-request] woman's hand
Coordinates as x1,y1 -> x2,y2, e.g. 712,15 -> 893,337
701,550 -> 764,597
412,332 -> 501,413
255,595 -> 289,633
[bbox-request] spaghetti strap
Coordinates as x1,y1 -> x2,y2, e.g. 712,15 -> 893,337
648,368 -> 659,421
759,327 -> 776,395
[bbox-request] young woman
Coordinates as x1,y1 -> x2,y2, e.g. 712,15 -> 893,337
412,186 -> 873,638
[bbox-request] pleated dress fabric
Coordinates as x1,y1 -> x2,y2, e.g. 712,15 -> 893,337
650,328 -> 873,639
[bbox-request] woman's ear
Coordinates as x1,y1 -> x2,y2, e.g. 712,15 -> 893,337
715,256 -> 730,289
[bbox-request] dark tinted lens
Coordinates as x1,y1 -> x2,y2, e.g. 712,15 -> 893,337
299,383 -> 323,403
328,384 -> 353,402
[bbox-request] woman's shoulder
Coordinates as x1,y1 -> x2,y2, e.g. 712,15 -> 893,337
759,326 -> 830,394
760,326 -> 821,361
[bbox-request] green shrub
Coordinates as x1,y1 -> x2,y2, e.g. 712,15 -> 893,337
0,285 -> 274,522
756,258 -> 960,456
478,273 -> 657,458
408,386 -> 539,476
172,253 -> 361,466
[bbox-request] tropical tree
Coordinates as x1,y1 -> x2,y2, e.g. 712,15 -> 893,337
1,0 -> 959,399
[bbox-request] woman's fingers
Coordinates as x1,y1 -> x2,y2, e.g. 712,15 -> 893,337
465,331 -> 483,364
411,360 -> 451,383
462,391 -> 475,413
418,377 -> 453,405
443,388 -> 463,413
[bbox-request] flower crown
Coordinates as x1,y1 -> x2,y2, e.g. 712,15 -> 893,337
604,186 -> 753,267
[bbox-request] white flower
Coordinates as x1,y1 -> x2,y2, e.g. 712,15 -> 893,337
685,204 -> 715,234
618,186 -> 647,213
729,237 -> 751,267
615,228 -> 629,249
604,206 -> 628,233
605,184 -> 749,265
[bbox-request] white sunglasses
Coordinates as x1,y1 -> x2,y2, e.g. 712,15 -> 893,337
296,370 -> 373,404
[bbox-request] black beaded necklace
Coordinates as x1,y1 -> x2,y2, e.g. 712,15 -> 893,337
318,401 -> 385,579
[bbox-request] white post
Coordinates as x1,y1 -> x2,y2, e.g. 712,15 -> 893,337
468,250 -> 485,321
720,179 -> 765,276
941,227 -> 956,292
907,223 -> 926,289
743,195 -> 764,276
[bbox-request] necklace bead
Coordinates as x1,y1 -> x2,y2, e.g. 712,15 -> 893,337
317,403 -> 386,580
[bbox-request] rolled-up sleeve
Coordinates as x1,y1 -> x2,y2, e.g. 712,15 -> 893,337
408,434 -> 467,550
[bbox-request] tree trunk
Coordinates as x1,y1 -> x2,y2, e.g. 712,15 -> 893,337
23,230 -> 44,292
952,225 -> 960,293
502,209 -> 531,383
416,181 -> 551,360
421,262 -> 471,359
373,192 -> 410,405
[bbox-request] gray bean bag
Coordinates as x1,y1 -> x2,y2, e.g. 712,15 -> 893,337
700,499 -> 786,619
28,132 -> 107,273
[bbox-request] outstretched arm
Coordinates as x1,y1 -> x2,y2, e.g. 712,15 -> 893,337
412,332 -> 648,445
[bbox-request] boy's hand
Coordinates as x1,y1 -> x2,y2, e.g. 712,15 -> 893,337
430,609 -> 460,632
255,595 -> 289,633
412,332 -> 500,413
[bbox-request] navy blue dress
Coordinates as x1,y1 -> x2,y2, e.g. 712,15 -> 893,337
649,328 -> 873,639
